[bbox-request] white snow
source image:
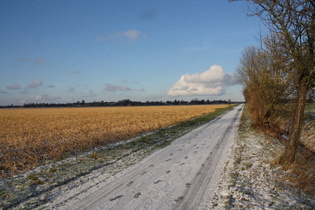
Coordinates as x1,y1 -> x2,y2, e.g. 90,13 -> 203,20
207,111 -> 315,209
5,104 -> 314,209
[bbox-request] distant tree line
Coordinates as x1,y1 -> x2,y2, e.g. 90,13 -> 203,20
0,99 -> 240,108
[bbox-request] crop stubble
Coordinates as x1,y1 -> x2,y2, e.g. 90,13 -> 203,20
0,105 -> 228,176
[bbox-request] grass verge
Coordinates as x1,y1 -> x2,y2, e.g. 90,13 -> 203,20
211,105 -> 314,209
242,105 -> 315,195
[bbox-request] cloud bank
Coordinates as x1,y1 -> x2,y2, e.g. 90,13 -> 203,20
167,65 -> 236,96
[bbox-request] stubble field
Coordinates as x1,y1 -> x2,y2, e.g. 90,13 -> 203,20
0,105 -> 228,176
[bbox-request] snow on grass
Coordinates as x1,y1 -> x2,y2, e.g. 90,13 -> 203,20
208,107 -> 315,209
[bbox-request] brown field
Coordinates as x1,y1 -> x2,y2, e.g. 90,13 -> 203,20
0,105 -> 228,176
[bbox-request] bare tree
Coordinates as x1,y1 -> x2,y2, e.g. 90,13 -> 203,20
236,45 -> 289,128
231,0 -> 315,164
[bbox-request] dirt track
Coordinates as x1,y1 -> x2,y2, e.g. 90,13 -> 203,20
62,105 -> 243,209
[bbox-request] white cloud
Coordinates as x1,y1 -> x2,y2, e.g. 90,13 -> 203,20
123,30 -> 141,40
167,65 -> 236,96
19,99 -> 27,104
35,95 -> 42,100
27,80 -> 43,88
35,94 -> 62,102
96,30 -> 142,42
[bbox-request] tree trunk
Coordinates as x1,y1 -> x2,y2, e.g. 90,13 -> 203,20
279,76 -> 308,164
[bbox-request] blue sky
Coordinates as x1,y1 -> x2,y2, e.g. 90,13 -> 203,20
0,0 -> 265,105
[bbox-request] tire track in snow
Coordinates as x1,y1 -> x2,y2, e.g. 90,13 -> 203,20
60,105 -> 243,210
173,107 -> 242,209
